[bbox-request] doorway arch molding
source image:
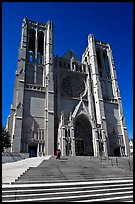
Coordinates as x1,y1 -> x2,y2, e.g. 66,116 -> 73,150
73,112 -> 94,156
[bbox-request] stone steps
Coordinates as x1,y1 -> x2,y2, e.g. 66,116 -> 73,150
2,156 -> 133,202
13,156 -> 132,184
2,178 -> 133,202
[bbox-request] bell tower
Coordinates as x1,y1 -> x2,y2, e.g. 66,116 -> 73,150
9,18 -> 54,156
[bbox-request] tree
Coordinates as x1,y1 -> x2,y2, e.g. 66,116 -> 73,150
2,125 -> 11,152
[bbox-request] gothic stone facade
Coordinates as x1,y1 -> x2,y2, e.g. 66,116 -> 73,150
7,18 -> 129,157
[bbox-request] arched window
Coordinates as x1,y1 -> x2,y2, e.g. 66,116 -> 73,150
38,31 -> 44,64
37,52 -> 41,64
103,51 -> 110,78
96,50 -> 102,69
28,29 -> 35,62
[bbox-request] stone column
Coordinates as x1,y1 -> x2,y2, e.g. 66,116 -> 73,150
103,140 -> 108,157
41,143 -> 44,156
88,34 -> 102,126
37,143 -> 39,157
11,113 -> 16,152
71,57 -> 73,71
102,130 -> 108,157
119,146 -> 122,156
107,44 -> 120,99
61,127 -> 66,156
86,63 -> 95,121
45,76 -> 48,155
70,126 -> 75,156
45,21 -> 54,155
93,130 -> 100,157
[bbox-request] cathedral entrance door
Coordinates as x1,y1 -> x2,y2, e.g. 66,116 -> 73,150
114,147 -> 120,156
28,145 -> 37,157
74,114 -> 94,156
75,139 -> 84,156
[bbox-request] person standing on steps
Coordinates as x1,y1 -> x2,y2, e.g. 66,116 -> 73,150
56,149 -> 61,159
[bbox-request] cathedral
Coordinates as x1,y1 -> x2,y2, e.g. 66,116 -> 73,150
7,18 -> 129,157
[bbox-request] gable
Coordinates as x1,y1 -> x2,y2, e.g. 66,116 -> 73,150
72,100 -> 88,119
61,49 -> 81,63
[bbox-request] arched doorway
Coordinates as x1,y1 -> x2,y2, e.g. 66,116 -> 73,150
74,114 -> 94,156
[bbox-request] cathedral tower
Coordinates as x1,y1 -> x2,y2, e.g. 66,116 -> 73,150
8,18 -> 54,156
82,34 -> 129,156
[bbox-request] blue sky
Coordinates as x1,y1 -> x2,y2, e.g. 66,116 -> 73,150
2,2 -> 133,138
